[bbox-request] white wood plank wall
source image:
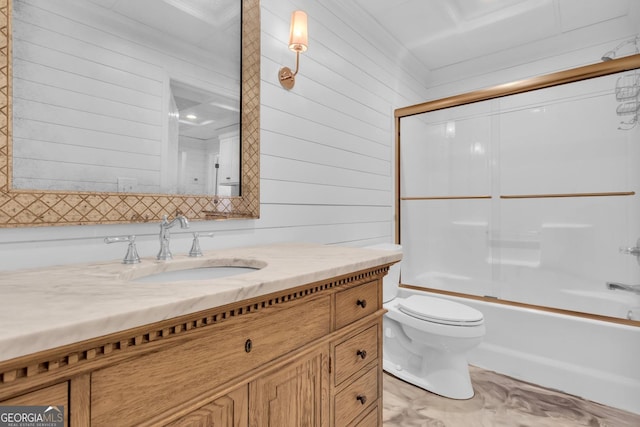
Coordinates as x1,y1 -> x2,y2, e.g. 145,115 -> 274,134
0,0 -> 429,270
11,0 -> 237,193
256,0 -> 427,248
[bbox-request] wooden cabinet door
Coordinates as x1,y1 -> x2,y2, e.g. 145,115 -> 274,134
0,383 -> 68,426
249,349 -> 328,427
165,385 -> 248,427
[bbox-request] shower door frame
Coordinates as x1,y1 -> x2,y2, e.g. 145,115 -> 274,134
394,53 -> 640,326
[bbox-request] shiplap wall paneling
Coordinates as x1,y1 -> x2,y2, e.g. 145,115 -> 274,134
261,150 -> 389,191
261,107 -> 391,161
262,0 -> 428,108
0,0 -> 430,270
25,1 -> 240,88
11,0 -> 240,194
12,1 -> 164,191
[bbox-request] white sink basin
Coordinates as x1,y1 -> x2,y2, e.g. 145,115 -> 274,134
133,266 -> 260,283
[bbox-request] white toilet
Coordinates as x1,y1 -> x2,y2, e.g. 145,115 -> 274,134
366,243 -> 485,399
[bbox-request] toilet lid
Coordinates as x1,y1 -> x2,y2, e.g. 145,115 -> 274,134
398,295 -> 484,326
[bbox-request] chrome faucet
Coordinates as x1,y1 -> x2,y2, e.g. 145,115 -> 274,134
157,214 -> 189,260
606,282 -> 640,295
104,235 -> 140,264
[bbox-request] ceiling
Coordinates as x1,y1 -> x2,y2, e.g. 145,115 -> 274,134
171,81 -> 239,140
87,0 -> 240,55
82,0 -> 640,129
349,0 -> 640,84
86,0 -> 241,141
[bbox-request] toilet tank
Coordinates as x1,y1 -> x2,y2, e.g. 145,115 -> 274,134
364,243 -> 402,303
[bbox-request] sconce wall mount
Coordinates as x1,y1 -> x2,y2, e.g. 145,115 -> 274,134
279,11 -> 308,90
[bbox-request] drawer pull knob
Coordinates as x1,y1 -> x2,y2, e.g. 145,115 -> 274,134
357,349 -> 367,359
356,299 -> 367,308
356,395 -> 367,405
245,339 -> 253,353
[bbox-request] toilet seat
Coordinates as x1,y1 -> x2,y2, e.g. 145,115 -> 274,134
398,295 -> 484,326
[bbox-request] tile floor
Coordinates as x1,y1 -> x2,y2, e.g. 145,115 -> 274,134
382,366 -> 640,426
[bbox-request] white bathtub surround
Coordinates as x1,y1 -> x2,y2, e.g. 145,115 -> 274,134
0,242 -> 401,362
398,288 -> 640,415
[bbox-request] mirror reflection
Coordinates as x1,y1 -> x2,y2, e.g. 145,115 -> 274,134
11,0 -> 241,196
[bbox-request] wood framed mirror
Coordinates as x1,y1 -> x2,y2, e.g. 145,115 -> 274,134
0,0 -> 260,227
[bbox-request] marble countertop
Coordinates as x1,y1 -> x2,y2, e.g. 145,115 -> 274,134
0,242 -> 401,362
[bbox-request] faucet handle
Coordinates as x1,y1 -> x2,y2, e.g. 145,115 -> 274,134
189,232 -> 214,257
105,235 -> 141,264
619,237 -> 640,265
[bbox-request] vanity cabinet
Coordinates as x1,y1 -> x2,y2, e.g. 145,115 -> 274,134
249,349 -> 327,426
0,265 -> 390,426
0,382 -> 69,426
89,295 -> 331,425
331,281 -> 384,427
165,386 -> 248,427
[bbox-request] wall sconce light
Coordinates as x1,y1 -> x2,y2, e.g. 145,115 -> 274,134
278,10 -> 308,90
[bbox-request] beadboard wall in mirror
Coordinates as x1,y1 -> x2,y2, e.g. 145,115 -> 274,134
0,0 -> 260,227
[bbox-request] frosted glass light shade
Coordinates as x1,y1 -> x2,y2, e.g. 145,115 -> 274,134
288,11 -> 308,52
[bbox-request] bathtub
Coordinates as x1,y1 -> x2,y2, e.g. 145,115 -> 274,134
398,287 -> 640,415
413,271 -> 640,320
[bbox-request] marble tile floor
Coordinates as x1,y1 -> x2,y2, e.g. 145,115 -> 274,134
383,366 -> 640,427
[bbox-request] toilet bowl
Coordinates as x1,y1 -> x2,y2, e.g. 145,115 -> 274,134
366,243 -> 485,399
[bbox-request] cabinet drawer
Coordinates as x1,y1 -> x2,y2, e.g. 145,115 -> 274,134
352,406 -> 378,427
91,295 -> 330,426
334,325 -> 378,385
334,365 -> 378,427
335,281 -> 379,329
0,383 -> 68,426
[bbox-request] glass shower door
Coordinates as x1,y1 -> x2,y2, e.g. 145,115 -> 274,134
399,101 -> 496,299
398,67 -> 640,321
